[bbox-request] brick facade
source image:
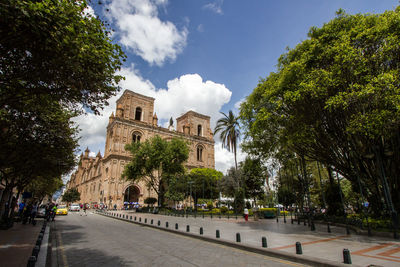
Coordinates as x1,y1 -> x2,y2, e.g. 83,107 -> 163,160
66,90 -> 215,208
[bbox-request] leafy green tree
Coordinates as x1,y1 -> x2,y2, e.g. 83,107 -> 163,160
26,176 -> 64,204
214,110 -> 241,170
0,0 -> 125,223
187,168 -> 222,210
240,7 -> 400,216
62,188 -> 81,205
240,157 -> 266,206
144,197 -> 158,207
123,135 -> 189,207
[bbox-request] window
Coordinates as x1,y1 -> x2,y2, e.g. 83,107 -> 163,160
197,146 -> 203,161
132,133 -> 141,143
135,107 -> 142,121
197,125 -> 202,136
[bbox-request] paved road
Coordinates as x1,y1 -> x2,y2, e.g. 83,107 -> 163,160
53,212 -> 307,267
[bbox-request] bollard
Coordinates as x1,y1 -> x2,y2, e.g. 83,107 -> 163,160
200,227 -> 203,235
166,222 -> 169,228
27,256 -> 36,267
145,218 -> 147,223
343,249 -> 352,264
36,239 -> 42,247
327,222 -> 331,233
295,242 -> 303,254
32,245 -> 40,257
236,233 -> 241,242
39,233 -> 44,239
262,236 -> 267,248
139,217 -> 141,222
298,217 -> 300,225
151,219 -> 153,224
211,213 -> 213,219
134,216 -> 137,221
175,223 -> 178,230
186,225 -> 190,232
158,220 -> 160,226
284,212 -> 286,223
216,230 -> 220,238
311,221 -> 316,231
130,216 -> 132,220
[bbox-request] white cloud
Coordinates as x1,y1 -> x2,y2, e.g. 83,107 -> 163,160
203,0 -> 224,15
83,5 -> 95,17
197,24 -> 204,32
234,98 -> 244,110
214,141 -> 246,174
107,0 -> 188,66
73,66 -> 232,159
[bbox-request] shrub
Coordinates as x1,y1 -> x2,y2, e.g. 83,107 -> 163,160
220,206 -> 229,213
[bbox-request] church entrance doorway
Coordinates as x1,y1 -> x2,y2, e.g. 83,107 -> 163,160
124,185 -> 140,210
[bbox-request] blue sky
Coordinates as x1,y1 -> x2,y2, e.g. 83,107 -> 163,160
74,0 -> 399,174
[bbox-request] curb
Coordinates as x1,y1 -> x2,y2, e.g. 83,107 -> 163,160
27,220 -> 48,267
97,211 -> 360,267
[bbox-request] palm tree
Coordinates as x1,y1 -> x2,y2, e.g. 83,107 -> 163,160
214,110 -> 241,170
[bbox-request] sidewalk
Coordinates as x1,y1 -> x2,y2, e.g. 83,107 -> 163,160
102,210 -> 400,267
0,219 -> 45,267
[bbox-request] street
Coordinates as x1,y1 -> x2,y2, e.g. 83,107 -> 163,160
52,212 -> 306,267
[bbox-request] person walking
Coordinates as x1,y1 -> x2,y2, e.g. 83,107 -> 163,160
244,208 -> 249,222
83,204 -> 87,216
18,201 -> 25,218
30,202 -> 38,225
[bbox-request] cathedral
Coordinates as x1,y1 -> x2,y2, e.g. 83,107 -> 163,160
66,90 -> 215,208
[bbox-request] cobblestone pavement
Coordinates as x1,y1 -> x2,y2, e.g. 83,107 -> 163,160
53,212 -> 309,267
107,210 -> 400,267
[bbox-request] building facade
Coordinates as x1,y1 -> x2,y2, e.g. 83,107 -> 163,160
66,90 -> 215,208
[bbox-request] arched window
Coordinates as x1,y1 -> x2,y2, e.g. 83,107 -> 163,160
135,107 -> 142,121
197,146 -> 203,162
197,125 -> 202,136
132,133 -> 141,143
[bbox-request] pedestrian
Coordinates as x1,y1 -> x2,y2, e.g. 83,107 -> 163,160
22,202 -> 33,224
18,201 -> 25,217
30,202 -> 38,225
244,208 -> 249,222
83,203 -> 87,216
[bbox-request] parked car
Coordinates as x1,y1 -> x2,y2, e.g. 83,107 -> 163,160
37,205 -> 47,218
56,205 -> 68,215
69,203 -> 80,212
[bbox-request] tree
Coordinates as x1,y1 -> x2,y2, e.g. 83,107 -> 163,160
240,7 -> 400,217
144,197 -> 158,207
188,168 -> 222,210
214,110 -> 241,170
0,0 -> 125,224
240,157 -> 266,206
62,188 -> 81,205
25,176 -> 64,204
123,135 -> 189,207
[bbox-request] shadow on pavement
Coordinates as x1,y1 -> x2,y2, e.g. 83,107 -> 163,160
63,247 -> 132,267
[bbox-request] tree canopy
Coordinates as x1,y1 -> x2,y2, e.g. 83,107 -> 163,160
62,188 -> 81,204
240,7 -> 400,215
0,0 -> 125,224
123,135 -> 189,207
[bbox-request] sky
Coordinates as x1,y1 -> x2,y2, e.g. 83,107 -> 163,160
73,0 -> 399,176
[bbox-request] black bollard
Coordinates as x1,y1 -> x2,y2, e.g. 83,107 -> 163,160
158,220 -> 160,226
186,225 -> 190,232
151,219 -> 153,224
166,222 -> 169,228
284,212 -> 286,223
262,236 -> 267,248
216,230 -> 220,238
134,216 -> 137,221
139,217 -> 141,222
130,216 -> 132,220
27,256 -> 36,267
298,217 -> 300,225
145,218 -> 148,223
295,242 -> 303,254
175,223 -> 178,230
343,249 -> 352,264
327,222 -> 331,233
311,220 -> 316,231
36,239 -> 41,247
200,227 -> 203,235
32,245 -> 40,257
236,233 -> 241,242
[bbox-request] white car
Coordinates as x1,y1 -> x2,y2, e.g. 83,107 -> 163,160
69,204 -> 80,211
